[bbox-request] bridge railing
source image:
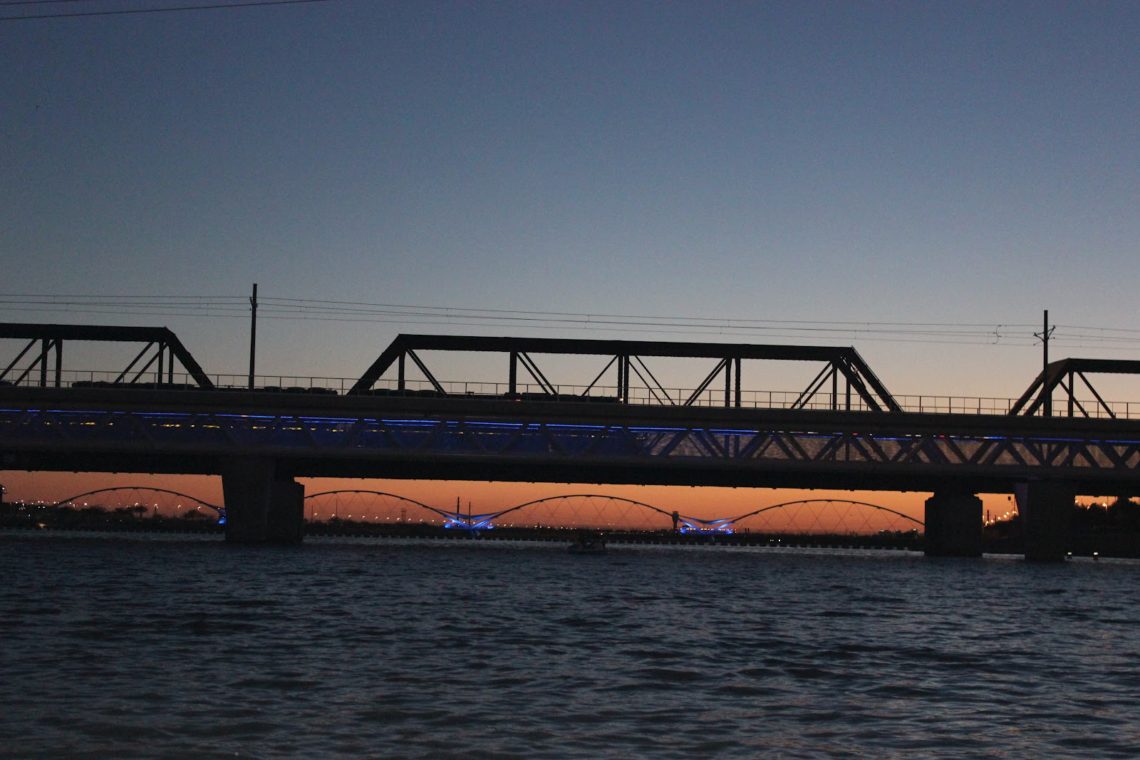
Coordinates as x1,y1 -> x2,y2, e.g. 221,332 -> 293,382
3,369 -> 1137,418
0,369 -> 359,394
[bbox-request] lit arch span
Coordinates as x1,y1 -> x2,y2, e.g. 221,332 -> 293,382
303,489 -> 456,522
731,499 -> 925,530
50,487 -> 225,518
300,491 -> 925,534
490,494 -> 678,529
303,490 -> 675,530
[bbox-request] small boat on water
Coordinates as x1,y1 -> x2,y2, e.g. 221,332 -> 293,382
568,529 -> 606,555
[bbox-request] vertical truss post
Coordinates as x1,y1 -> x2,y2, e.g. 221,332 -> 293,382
734,356 -> 742,407
1066,367 -> 1075,417
53,339 -> 62,387
348,334 -> 902,410
509,351 -> 518,395
397,352 -> 406,392
39,338 -> 48,387
723,356 -> 731,407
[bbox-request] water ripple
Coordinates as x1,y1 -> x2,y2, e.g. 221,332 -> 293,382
2,534 -> 1139,758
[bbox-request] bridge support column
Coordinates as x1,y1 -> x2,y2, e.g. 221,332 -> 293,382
1015,481 -> 1074,562
222,457 -> 304,544
924,489 -> 982,557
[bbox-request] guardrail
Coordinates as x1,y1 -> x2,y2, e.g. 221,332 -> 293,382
2,369 -> 1137,419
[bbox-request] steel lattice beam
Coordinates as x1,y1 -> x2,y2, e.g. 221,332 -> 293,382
349,333 -> 902,412
4,387 -> 1140,493
1011,358 -> 1140,418
0,323 -> 214,389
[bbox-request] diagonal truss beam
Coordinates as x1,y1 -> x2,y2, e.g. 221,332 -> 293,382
1010,358 -> 1140,418
0,323 -> 213,389
348,334 -> 901,412
5,403 -> 1140,492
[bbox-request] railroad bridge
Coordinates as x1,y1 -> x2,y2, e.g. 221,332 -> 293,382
3,323 -> 1140,560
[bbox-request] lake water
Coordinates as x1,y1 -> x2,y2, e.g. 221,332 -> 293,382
2,532 -> 1138,758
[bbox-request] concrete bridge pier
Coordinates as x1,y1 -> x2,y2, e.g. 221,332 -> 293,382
924,489 -> 983,557
221,457 -> 304,544
1016,481 -> 1074,562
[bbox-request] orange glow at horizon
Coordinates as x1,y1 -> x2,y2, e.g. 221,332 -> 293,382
1,470 -> 1027,532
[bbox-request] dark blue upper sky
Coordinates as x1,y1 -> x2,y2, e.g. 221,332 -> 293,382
2,0 -> 1138,396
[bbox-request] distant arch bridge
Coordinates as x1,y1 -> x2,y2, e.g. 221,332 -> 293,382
50,487 -> 226,521
303,490 -> 925,535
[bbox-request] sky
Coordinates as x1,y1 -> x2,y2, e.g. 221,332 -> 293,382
2,0 -> 1139,517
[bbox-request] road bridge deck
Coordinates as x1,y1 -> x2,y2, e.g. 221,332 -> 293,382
4,385 -> 1139,495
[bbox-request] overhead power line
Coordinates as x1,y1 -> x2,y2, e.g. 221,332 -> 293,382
0,2 -> 101,6
5,292 -> 1138,351
0,0 -> 335,22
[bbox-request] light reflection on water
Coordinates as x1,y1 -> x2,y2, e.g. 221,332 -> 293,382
2,532 -> 1138,758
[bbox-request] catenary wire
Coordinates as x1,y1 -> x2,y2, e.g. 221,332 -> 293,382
0,0 -> 334,21
2,293 -> 1136,349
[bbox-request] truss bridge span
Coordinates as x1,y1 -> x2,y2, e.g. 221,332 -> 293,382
3,379 -> 1139,559
4,384 -> 1139,489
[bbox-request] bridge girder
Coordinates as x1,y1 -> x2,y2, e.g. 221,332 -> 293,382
349,333 -> 902,413
3,388 -> 1139,496
1010,358 -> 1140,418
0,323 -> 213,389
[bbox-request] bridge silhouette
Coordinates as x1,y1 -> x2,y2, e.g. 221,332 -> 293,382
3,322 -> 1140,560
40,485 -> 923,538
303,490 -> 922,534
47,486 -> 225,520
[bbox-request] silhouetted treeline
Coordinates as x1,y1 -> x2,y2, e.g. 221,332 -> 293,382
984,498 -> 1140,557
0,502 -> 222,534
5,498 -> 1138,557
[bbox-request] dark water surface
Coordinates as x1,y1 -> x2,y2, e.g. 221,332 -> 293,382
2,532 -> 1138,758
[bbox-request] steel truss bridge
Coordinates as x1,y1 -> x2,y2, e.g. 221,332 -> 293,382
4,387 -> 1139,494
2,325 -> 1139,493
4,324 -> 1140,416
3,323 -> 1140,556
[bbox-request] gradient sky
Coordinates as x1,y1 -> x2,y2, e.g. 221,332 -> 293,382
2,1 -> 1138,515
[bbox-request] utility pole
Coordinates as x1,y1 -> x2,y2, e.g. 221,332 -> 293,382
248,284 -> 259,391
1035,309 -> 1054,417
